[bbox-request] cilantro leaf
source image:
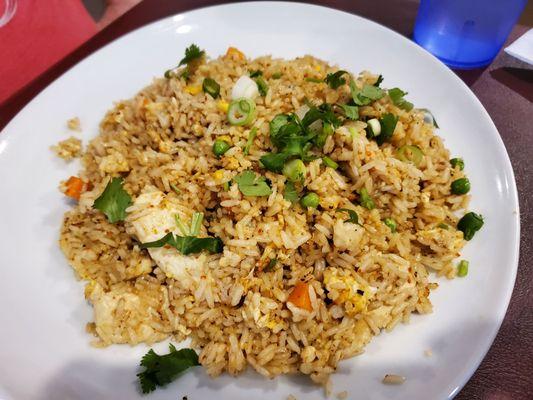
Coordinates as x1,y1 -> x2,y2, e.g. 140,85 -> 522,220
283,181 -> 299,203
178,44 -> 205,67
388,88 -> 414,111
349,79 -> 385,106
338,104 -> 359,120
324,70 -> 349,89
337,208 -> 359,224
301,103 -> 341,129
140,232 -> 223,255
260,152 -> 290,173
375,113 -> 398,145
234,170 -> 272,196
93,177 -> 132,223
137,344 -> 199,394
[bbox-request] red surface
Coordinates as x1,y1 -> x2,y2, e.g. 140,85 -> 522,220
0,0 -> 96,104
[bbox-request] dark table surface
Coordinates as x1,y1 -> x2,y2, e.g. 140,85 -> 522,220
1,1 -> 532,398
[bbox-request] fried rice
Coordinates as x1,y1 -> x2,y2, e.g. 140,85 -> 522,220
58,48 -> 471,386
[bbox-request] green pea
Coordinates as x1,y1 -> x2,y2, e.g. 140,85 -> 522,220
212,139 -> 231,157
457,260 -> 469,277
383,218 -> 397,232
450,158 -> 464,171
300,192 -> 320,208
451,177 -> 470,195
457,212 -> 484,240
282,159 -> 306,182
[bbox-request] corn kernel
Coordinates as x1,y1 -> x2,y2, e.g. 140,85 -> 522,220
226,157 -> 240,170
213,170 -> 225,181
226,46 -> 245,60
218,134 -> 231,143
185,85 -> 202,95
217,100 -> 229,113
314,65 -> 321,72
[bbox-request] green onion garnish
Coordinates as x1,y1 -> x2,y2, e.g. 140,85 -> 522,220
227,98 -> 256,126
457,260 -> 469,277
243,127 -> 258,156
322,156 -> 338,170
202,78 -> 220,99
396,145 -> 424,167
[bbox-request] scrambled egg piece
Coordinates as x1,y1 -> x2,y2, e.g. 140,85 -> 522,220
333,219 -> 364,251
127,190 -> 206,280
324,268 -> 371,317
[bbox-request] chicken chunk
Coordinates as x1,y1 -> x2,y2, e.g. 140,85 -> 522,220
333,219 -> 364,251
127,189 -> 206,280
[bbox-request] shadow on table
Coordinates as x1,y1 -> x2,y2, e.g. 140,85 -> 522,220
490,67 -> 533,102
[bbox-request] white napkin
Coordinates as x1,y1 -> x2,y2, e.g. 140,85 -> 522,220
504,28 -> 533,65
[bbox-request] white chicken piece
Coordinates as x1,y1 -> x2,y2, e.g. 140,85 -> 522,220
86,282 -> 165,345
127,189 -> 206,280
333,218 -> 364,251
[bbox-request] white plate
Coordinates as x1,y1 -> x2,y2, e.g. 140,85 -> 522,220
0,2 -> 520,399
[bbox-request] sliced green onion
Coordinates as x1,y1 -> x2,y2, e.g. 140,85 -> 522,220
190,212 -> 204,236
358,188 -> 375,210
243,127 -> 258,156
305,77 -> 323,83
437,222 -> 449,230
227,98 -> 256,126
457,212 -> 484,241
255,76 -> 268,96
457,260 -> 469,277
348,126 -> 358,140
213,139 -> 231,157
271,72 -> 283,79
222,181 -> 230,191
396,145 -> 424,167
174,214 -> 190,236
366,118 -> 381,138
300,192 -> 320,208
283,159 -> 306,182
383,218 -> 397,232
202,77 -> 220,98
322,156 -> 338,170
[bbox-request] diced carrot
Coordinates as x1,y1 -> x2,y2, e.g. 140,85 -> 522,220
225,46 -> 245,60
287,281 -> 313,311
64,176 -> 84,200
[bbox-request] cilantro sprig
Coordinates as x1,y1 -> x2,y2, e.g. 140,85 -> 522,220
137,344 -> 199,394
349,78 -> 385,106
140,211 -> 222,255
140,232 -> 223,255
165,44 -> 205,79
93,177 -> 132,223
388,88 -> 414,111
324,70 -> 349,89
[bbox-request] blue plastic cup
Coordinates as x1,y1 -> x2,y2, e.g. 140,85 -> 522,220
414,0 -> 528,69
